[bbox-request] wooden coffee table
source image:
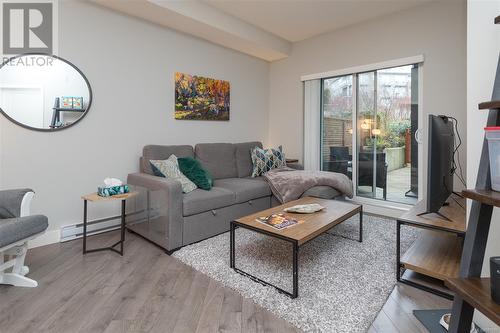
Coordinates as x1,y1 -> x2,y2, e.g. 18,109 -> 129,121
229,196 -> 362,299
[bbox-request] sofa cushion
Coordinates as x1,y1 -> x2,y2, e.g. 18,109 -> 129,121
195,143 -> 237,179
235,142 -> 263,178
142,145 -> 194,175
0,215 -> 48,248
178,157 -> 213,190
183,187 -> 235,216
214,178 -> 271,203
302,186 -> 341,199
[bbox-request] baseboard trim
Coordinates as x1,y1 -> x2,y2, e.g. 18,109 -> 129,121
348,197 -> 410,219
28,229 -> 60,249
25,201 -> 406,250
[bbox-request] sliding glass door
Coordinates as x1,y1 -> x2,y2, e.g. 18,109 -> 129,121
321,64 -> 418,205
321,75 -> 353,179
357,71 -> 381,199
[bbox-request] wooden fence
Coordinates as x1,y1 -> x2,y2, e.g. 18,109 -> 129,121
322,117 -> 352,161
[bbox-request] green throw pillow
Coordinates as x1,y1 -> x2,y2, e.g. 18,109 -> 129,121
178,157 -> 213,190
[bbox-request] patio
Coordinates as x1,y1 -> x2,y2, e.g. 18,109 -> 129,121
357,166 -> 417,205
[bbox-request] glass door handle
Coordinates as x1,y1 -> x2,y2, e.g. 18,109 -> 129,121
415,128 -> 423,144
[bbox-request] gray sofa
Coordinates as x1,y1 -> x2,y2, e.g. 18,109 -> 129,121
126,142 -> 342,253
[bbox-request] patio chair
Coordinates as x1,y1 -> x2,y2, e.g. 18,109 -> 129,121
358,152 -> 388,200
325,146 -> 352,178
0,189 -> 48,287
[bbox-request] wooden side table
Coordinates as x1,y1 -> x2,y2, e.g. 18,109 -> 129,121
81,192 -> 137,256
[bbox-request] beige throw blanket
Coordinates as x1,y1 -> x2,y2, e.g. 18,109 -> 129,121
264,168 -> 354,203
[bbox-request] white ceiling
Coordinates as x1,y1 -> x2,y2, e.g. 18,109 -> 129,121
91,0 -> 435,61
203,0 -> 433,42
91,0 -> 292,61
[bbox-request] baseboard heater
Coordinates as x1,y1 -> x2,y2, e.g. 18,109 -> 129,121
60,209 -> 157,242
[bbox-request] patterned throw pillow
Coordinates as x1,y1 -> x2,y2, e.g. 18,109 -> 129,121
251,146 -> 286,177
150,155 -> 197,193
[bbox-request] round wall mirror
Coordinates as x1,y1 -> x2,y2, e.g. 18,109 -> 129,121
0,54 -> 92,131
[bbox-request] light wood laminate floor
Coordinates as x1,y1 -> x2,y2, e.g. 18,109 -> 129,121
0,231 -> 451,332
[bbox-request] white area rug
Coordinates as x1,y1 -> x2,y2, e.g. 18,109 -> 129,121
173,214 -> 418,332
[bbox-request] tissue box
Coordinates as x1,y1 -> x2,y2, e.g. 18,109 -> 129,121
97,184 -> 130,197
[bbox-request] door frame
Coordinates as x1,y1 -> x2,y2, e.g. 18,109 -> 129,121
350,63 -> 424,208
0,85 -> 45,127
318,62 -> 424,209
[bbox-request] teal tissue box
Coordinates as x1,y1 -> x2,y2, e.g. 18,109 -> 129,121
97,184 -> 130,197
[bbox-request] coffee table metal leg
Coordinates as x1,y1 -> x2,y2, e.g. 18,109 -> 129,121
230,222 -> 298,299
230,221 -> 235,269
292,241 -> 299,298
359,207 -> 363,243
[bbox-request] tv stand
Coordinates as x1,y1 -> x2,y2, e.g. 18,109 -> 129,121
416,209 -> 451,222
396,193 -> 465,299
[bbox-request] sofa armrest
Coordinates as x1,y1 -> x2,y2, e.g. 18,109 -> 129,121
0,189 -> 34,219
127,173 -> 184,251
128,173 -> 182,193
287,162 -> 304,170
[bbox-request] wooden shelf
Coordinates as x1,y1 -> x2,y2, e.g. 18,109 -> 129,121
462,189 -> 500,208
446,278 -> 500,326
398,195 -> 466,234
478,100 -> 500,110
82,192 -> 138,202
54,108 -> 85,112
401,270 -> 453,296
401,230 -> 463,281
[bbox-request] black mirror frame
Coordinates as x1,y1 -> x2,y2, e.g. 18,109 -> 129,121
0,53 -> 93,132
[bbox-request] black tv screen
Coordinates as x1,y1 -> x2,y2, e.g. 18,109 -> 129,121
426,115 -> 454,214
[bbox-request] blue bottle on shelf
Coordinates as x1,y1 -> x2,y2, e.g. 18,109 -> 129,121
491,256 -> 500,304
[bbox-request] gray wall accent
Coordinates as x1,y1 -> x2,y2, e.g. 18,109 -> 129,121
0,1 -> 270,233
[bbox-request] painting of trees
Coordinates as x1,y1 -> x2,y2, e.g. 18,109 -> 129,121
175,72 -> 230,120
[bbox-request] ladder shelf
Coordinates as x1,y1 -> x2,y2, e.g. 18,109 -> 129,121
447,18 -> 500,332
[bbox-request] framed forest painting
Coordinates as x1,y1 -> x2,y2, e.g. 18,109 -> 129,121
174,72 -> 230,120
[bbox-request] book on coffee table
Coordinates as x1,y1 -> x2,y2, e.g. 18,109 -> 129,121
256,213 -> 303,230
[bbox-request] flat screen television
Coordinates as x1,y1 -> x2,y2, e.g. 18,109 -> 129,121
420,115 -> 455,218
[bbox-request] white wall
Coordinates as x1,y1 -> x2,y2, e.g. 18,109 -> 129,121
0,1 -> 270,239
0,0 -> 471,245
467,0 -> 500,331
268,1 -> 467,195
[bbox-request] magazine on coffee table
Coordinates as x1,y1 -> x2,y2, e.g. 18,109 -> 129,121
256,213 -> 303,230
